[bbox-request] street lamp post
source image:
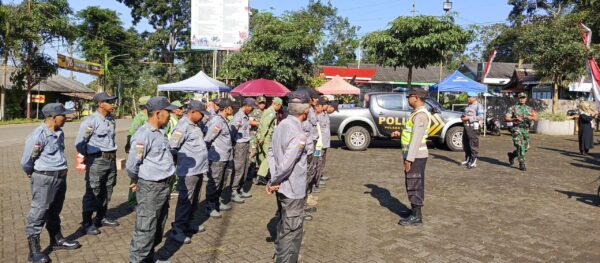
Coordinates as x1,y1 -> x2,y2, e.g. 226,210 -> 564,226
443,0 -> 453,13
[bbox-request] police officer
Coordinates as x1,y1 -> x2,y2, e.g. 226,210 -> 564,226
315,97 -> 331,188
305,92 -> 320,193
265,91 -> 311,263
126,96 -> 178,262
391,88 -> 431,226
318,101 -> 338,183
255,97 -> 283,185
125,95 -> 151,208
505,92 -> 538,171
461,92 -> 484,169
75,92 -> 119,235
22,103 -> 81,263
204,98 -> 235,218
230,98 -> 256,203
167,100 -> 209,244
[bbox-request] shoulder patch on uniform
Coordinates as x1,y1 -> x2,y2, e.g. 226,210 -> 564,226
298,135 -> 307,149
135,143 -> 144,159
172,130 -> 183,142
31,143 -> 41,158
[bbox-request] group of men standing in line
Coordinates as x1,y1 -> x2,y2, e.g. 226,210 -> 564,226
21,87 -> 338,263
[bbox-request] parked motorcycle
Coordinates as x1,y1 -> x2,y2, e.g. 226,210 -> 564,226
486,116 -> 501,136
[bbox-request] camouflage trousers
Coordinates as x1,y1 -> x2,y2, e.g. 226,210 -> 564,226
511,127 -> 530,162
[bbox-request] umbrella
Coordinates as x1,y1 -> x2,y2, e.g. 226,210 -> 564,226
230,78 -> 291,97
317,75 -> 360,95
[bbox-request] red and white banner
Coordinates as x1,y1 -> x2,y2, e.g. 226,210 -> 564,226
481,48 -> 496,83
579,23 -> 600,108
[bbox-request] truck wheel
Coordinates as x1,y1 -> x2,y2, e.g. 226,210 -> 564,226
445,126 -> 463,151
344,126 -> 371,151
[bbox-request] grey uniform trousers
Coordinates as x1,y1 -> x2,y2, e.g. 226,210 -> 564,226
306,151 -> 318,189
206,161 -> 228,203
232,142 -> 250,193
129,178 -> 170,263
315,148 -> 328,184
82,155 -> 117,220
405,158 -> 427,207
26,171 -> 67,236
172,174 -> 203,232
275,193 -> 305,263
462,126 -> 480,159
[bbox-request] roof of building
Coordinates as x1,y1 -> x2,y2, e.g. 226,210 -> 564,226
0,66 -> 95,94
461,62 -> 534,80
346,63 -> 452,84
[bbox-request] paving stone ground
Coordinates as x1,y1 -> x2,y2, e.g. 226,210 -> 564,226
1,121 -> 599,262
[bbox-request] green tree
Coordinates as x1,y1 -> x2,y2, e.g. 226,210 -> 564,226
514,15 -> 587,113
118,0 -> 190,80
466,23 -> 509,62
508,0 -> 574,26
362,15 -> 472,87
220,10 -> 321,88
11,0 -> 74,118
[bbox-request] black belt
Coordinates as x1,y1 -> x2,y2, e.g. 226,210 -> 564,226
34,169 -> 68,177
88,151 -> 117,160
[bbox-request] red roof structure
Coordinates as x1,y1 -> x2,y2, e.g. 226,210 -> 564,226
321,66 -> 377,83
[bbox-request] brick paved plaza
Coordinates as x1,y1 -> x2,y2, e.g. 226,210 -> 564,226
1,120 -> 599,262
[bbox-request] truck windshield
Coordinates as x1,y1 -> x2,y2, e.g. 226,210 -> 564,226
426,98 -> 445,111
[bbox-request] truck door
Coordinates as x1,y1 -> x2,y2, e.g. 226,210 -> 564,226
372,94 -> 409,136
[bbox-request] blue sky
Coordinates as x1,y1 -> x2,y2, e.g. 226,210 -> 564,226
53,0 -> 513,84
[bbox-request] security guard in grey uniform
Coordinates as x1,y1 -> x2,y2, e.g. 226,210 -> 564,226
75,92 -> 119,235
204,98 -> 235,218
266,91 -> 311,263
167,100 -> 209,244
126,96 -> 178,262
461,92 -> 484,169
230,98 -> 256,203
22,103 -> 81,263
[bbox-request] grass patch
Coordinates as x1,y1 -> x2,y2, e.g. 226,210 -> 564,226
0,118 -> 40,126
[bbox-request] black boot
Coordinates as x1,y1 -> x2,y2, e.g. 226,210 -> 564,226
507,152 -> 515,166
27,235 -> 50,263
50,231 -> 81,250
398,206 -> 423,226
81,212 -> 100,235
256,176 -> 268,186
519,161 -> 527,171
94,207 -> 120,227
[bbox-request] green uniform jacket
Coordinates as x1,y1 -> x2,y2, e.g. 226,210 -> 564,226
128,111 -> 148,136
256,106 -> 277,145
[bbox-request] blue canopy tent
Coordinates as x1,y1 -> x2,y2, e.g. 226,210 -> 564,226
157,71 -> 231,93
430,70 -> 489,135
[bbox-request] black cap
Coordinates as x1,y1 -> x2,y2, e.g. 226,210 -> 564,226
93,92 -> 117,102
407,88 -> 429,98
146,96 -> 178,112
288,90 -> 310,104
317,97 -> 327,105
42,103 -> 74,117
329,101 -> 339,112
218,98 -> 233,109
243,98 -> 256,107
187,100 -> 209,115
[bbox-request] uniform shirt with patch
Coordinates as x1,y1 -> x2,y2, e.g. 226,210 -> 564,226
506,104 -> 533,128
169,117 -> 209,176
464,102 -> 484,123
21,124 -> 67,174
231,109 -> 251,143
75,111 -> 117,154
267,115 -> 308,199
204,114 -> 233,162
405,109 -> 430,162
126,123 -> 175,181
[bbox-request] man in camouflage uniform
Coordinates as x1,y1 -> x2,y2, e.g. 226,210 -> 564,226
256,97 -> 282,185
248,96 -> 266,184
505,92 -> 538,171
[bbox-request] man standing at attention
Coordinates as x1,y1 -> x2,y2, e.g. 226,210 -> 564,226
391,89 -> 431,226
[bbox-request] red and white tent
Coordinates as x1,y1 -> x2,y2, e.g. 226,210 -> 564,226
317,75 -> 361,95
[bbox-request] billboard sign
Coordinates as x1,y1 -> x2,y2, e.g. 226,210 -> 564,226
57,54 -> 104,76
191,0 -> 250,50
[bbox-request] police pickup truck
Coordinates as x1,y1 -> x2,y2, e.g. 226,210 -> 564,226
330,92 -> 465,151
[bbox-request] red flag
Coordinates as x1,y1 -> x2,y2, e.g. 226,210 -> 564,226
482,48 -> 496,83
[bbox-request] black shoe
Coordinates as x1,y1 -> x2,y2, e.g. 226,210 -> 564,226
81,224 -> 101,235
50,232 -> 81,250
519,162 -> 527,171
507,152 -> 515,166
256,177 -> 268,185
95,217 -> 119,228
398,206 -> 422,226
27,235 -> 50,263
